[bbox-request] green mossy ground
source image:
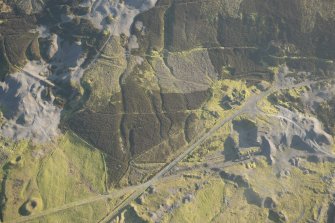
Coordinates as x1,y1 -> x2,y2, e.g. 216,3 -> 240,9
0,132 -> 107,221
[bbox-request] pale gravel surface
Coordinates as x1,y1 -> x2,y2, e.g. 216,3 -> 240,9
83,0 -> 157,36
0,68 -> 60,142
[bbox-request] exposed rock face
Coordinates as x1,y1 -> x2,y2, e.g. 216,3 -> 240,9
0,65 -> 60,142
46,34 -> 58,60
0,0 -> 11,13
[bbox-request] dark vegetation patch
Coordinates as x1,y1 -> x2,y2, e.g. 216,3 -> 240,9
150,93 -> 172,140
0,14 -> 36,34
68,110 -> 125,160
222,0 -> 335,74
124,114 -> 163,157
208,48 -> 271,79
0,13 -> 37,79
237,0 -> 335,60
4,33 -> 38,67
134,140 -> 174,163
0,41 -> 10,80
161,93 -> 187,112
158,0 -> 335,81
184,90 -> 211,110
68,86 -> 207,185
314,98 -> 335,136
104,154 -> 129,186
163,0 -> 219,52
